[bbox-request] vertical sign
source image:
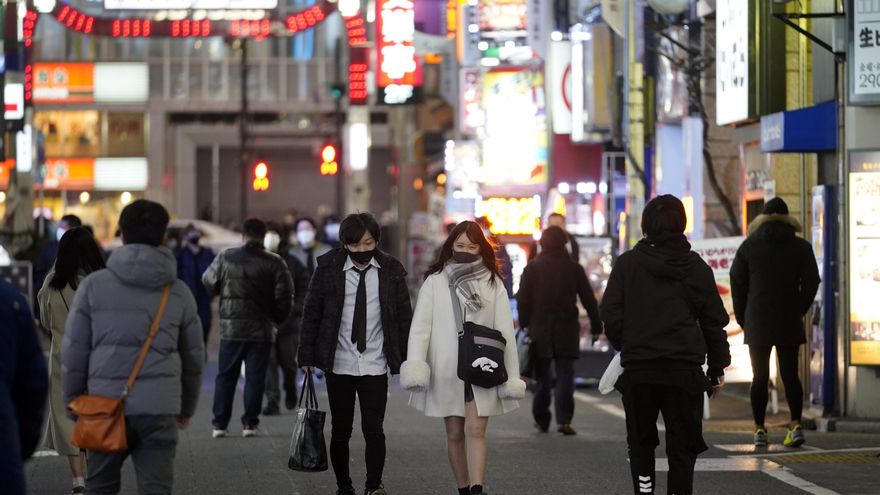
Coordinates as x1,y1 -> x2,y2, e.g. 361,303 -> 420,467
850,0 -> 880,104
715,0 -> 750,125
527,0 -> 550,59
459,68 -> 482,135
377,0 -> 419,104
349,47 -> 369,105
849,151 -> 880,365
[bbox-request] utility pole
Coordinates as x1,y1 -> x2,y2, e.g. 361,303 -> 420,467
333,37 -> 345,217
239,38 -> 249,224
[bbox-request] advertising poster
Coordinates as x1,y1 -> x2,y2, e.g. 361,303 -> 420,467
849,151 -> 880,365
478,0 -> 527,40
33,63 -> 95,104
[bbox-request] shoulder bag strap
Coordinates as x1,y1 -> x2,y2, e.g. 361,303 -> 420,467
447,282 -> 466,337
122,284 -> 172,399
59,291 -> 70,312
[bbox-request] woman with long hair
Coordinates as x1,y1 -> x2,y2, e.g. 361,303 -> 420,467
400,220 -> 525,495
38,227 -> 106,494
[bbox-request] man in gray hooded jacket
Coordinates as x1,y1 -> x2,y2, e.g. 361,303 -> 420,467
63,199 -> 204,494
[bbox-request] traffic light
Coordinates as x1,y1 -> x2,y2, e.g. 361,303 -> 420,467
252,160 -> 269,191
320,144 -> 339,176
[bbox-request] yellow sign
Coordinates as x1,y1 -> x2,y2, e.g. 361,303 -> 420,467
476,196 -> 541,236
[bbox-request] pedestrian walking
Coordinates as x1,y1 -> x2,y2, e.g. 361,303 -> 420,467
288,217 -> 332,275
203,218 -> 293,438
34,214 -> 82,314
517,225 -> 602,436
263,223 -> 310,415
730,197 -> 820,448
62,199 -> 205,494
177,224 -> 216,345
400,220 -> 525,495
0,277 -> 49,495
474,217 -> 514,299
298,212 -> 413,495
600,194 -> 730,495
528,213 -> 581,263
37,227 -> 105,494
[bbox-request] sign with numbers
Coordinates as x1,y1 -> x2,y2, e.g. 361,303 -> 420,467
850,0 -> 880,104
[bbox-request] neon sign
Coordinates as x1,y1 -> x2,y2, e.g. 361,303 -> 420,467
377,0 -> 419,104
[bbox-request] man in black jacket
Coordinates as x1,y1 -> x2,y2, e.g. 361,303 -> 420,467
203,218 -> 293,438
601,194 -> 729,495
299,212 -> 412,495
730,197 -> 820,448
517,226 -> 601,436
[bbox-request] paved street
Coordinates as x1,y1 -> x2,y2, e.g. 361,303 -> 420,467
26,358 -> 880,495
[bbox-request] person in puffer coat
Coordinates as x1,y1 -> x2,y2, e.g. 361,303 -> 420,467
62,199 -> 204,494
730,197 -> 820,449
202,218 -> 293,438
601,194 -> 729,495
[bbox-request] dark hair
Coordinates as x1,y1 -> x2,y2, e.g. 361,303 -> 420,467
49,227 -> 106,291
424,221 -> 503,284
540,226 -> 568,252
119,199 -> 170,247
548,212 -> 566,221
242,218 -> 268,239
60,214 -> 83,228
339,212 -> 381,245
295,217 -> 318,231
641,194 -> 687,238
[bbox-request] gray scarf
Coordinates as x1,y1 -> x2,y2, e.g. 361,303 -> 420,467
443,259 -> 489,314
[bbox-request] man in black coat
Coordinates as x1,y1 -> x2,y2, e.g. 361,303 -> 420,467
298,212 -> 412,495
730,197 -> 820,448
203,218 -> 294,438
527,212 -> 581,263
517,226 -> 601,436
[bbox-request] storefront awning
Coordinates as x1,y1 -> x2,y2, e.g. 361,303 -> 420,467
760,101 -> 837,153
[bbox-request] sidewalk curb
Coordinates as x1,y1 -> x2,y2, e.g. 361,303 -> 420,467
816,417 -> 880,434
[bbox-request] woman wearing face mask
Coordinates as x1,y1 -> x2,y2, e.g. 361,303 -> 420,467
287,217 -> 332,276
400,220 -> 525,495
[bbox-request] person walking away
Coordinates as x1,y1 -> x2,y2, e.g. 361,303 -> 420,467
474,217 -> 514,299
298,212 -> 413,495
62,199 -> 205,494
730,197 -> 820,448
262,224 -> 310,414
34,214 -> 82,315
288,217 -> 332,275
177,224 -> 216,345
528,213 -> 581,263
400,220 -> 525,495
38,227 -> 105,494
203,218 -> 293,438
600,194 -> 730,495
0,277 -> 49,495
517,226 -> 602,436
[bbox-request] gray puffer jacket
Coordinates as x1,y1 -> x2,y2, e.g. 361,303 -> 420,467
62,244 -> 204,418
202,240 -> 293,341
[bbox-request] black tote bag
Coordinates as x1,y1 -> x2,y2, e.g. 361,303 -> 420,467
448,284 -> 509,389
287,371 -> 328,472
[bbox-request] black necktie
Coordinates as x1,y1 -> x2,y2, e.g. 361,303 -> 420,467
306,248 -> 315,274
352,265 -> 371,353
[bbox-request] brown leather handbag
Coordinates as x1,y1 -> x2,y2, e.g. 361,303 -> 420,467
68,285 -> 172,452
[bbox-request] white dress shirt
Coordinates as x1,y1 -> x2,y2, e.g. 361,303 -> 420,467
333,255 -> 388,376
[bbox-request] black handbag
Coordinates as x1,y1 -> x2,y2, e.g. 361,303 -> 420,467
287,371 -> 328,472
449,283 -> 509,389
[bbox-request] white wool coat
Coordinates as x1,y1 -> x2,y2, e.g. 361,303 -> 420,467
400,271 -> 524,418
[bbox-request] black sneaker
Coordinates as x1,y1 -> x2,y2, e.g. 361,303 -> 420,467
262,402 -> 280,416
534,422 -> 549,433
336,488 -> 356,495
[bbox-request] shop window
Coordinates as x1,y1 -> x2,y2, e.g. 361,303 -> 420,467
107,113 -> 146,157
745,199 -> 765,229
34,111 -> 102,158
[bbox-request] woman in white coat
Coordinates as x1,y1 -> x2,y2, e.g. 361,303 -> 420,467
400,221 -> 525,495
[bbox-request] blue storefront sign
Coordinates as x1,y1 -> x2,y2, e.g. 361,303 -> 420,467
760,101 -> 837,153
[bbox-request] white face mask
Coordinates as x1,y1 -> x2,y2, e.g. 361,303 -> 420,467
264,232 -> 281,252
56,227 -> 67,242
296,229 -> 316,247
325,224 -> 340,242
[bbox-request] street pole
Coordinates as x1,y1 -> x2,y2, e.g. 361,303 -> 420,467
239,38 -> 249,224
334,37 -> 345,216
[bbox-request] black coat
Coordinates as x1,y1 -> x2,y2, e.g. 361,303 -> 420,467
297,248 -> 413,374
600,236 -> 731,378
516,250 -> 602,359
277,251 -> 311,337
730,214 -> 820,347
202,241 -> 294,341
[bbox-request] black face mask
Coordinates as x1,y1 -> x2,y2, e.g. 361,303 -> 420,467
452,251 -> 480,264
348,249 -> 376,265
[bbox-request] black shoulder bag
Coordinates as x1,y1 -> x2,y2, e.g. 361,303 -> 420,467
448,283 -> 508,389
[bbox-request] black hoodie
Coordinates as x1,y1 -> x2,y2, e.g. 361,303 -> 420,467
600,235 -> 731,377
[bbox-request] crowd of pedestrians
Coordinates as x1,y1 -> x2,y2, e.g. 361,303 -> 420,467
0,194 -> 822,495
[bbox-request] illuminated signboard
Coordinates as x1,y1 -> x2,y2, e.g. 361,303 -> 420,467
476,196 -> 541,236
33,63 -> 95,104
478,0 -> 527,40
715,0 -> 750,125
103,1 -> 278,9
849,150 -> 880,365
377,0 -> 420,104
349,47 -> 369,105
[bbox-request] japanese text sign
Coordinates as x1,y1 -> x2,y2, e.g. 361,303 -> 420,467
851,0 -> 880,103
377,0 -> 420,103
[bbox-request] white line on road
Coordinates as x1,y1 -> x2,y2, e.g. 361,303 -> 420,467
763,468 -> 842,495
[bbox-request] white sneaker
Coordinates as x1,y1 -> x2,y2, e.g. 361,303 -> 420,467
242,425 -> 258,438
212,428 -> 228,439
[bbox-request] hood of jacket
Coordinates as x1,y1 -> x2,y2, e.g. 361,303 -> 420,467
747,213 -> 801,242
631,234 -> 701,281
107,244 -> 177,289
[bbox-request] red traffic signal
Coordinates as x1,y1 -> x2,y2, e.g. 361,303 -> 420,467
321,145 -> 339,176
253,161 -> 269,191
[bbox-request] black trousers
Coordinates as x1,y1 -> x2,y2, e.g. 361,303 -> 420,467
621,383 -> 707,495
749,345 -> 803,426
265,329 -> 299,407
325,373 -> 388,491
532,357 -> 576,428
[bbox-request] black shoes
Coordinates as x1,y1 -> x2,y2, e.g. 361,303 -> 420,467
557,424 -> 577,436
336,488 -> 356,495
534,422 -> 549,433
262,402 -> 281,416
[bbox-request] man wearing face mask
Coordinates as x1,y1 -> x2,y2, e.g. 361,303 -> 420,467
262,224 -> 311,415
177,224 -> 217,345
34,214 -> 83,316
287,217 -> 332,276
298,212 -> 413,495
